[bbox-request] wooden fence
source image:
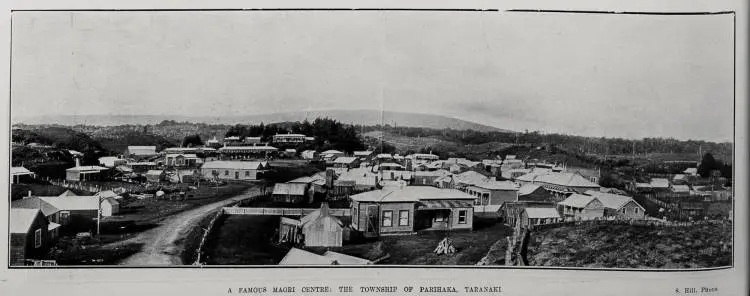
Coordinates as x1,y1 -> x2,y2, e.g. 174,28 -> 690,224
222,207 -> 351,217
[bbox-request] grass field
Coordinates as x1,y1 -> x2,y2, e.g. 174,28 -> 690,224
527,223 -> 733,269
201,215 -> 288,265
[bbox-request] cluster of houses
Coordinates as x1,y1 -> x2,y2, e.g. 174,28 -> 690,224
9,189 -> 123,265
266,153 -> 652,253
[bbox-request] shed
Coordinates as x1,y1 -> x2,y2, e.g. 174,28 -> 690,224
519,207 -> 562,228
10,166 -> 35,184
300,203 -> 344,247
9,208 -> 49,266
272,183 -> 310,203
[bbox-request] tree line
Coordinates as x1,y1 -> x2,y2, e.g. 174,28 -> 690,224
225,117 -> 366,153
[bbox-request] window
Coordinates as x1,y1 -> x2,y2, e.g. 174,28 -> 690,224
34,229 -> 41,248
59,211 -> 70,224
399,210 -> 409,226
458,210 -> 467,224
245,171 -> 250,177
382,211 -> 393,227
212,170 -> 217,175
621,208 -> 626,214
635,208 -> 639,214
225,170 -> 229,176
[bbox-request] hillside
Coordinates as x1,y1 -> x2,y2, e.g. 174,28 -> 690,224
527,223 -> 732,268
15,110 -> 507,132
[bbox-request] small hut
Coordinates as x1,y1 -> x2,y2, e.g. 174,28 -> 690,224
300,203 -> 344,248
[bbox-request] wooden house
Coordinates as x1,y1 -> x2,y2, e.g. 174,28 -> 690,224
65,162 -> 109,182
333,157 -> 361,169
301,150 -> 318,160
466,180 -> 518,208
517,184 -> 560,203
584,190 -> 646,220
9,209 -> 50,266
557,194 -> 605,221
299,203 -> 344,247
127,146 -> 157,157
519,207 -> 562,228
349,186 -> 475,237
272,183 -> 310,204
201,161 -> 269,181
501,201 -> 555,226
98,156 -> 127,168
412,170 -> 450,186
10,166 -> 35,184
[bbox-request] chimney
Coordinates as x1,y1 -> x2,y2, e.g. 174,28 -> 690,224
320,202 -> 330,217
25,190 -> 32,199
75,158 -> 81,167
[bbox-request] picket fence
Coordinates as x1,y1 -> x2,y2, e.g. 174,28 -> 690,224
222,207 -> 351,217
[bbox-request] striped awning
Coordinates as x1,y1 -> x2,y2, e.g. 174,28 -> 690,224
418,200 -> 473,209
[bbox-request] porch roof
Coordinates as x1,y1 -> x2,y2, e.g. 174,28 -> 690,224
418,199 -> 473,209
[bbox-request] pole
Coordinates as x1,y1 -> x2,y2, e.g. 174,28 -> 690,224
97,194 -> 101,237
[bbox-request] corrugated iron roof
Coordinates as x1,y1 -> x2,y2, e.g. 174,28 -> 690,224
419,199 -> 473,209
202,161 -> 265,170
10,208 -> 41,234
558,194 -> 598,208
524,207 -> 561,219
273,183 -> 307,196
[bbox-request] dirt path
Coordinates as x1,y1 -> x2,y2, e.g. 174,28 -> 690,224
111,186 -> 261,266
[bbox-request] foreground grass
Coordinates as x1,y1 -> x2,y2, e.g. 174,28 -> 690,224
527,222 -> 732,269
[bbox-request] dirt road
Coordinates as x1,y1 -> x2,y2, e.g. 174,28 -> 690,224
113,186 -> 261,266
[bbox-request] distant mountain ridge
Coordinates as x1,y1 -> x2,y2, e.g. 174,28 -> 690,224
14,110 -> 511,133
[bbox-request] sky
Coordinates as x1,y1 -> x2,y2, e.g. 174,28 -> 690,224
10,11 -> 734,142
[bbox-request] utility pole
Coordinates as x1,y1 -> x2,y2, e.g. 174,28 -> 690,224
97,194 -> 102,237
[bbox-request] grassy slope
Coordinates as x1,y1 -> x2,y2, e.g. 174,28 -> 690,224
527,223 -> 732,269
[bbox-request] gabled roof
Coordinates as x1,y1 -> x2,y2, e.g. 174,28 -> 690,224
10,208 -> 43,234
535,172 -> 600,188
354,151 -> 373,156
58,190 -> 78,197
279,248 -> 337,265
518,184 -> 543,196
684,168 -> 698,174
334,157 -> 359,164
202,161 -> 265,170
376,153 -> 393,158
12,197 -> 60,216
350,186 -> 475,203
524,207 -> 561,219
66,165 -> 109,172
39,196 -> 99,211
453,171 -> 490,186
673,174 -> 687,180
558,194 -> 599,208
300,203 -> 343,230
322,251 -> 372,265
470,180 -> 518,191
584,190 -> 642,211
321,150 -> 344,155
11,166 -> 34,175
273,183 -> 308,196
95,190 -> 119,199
